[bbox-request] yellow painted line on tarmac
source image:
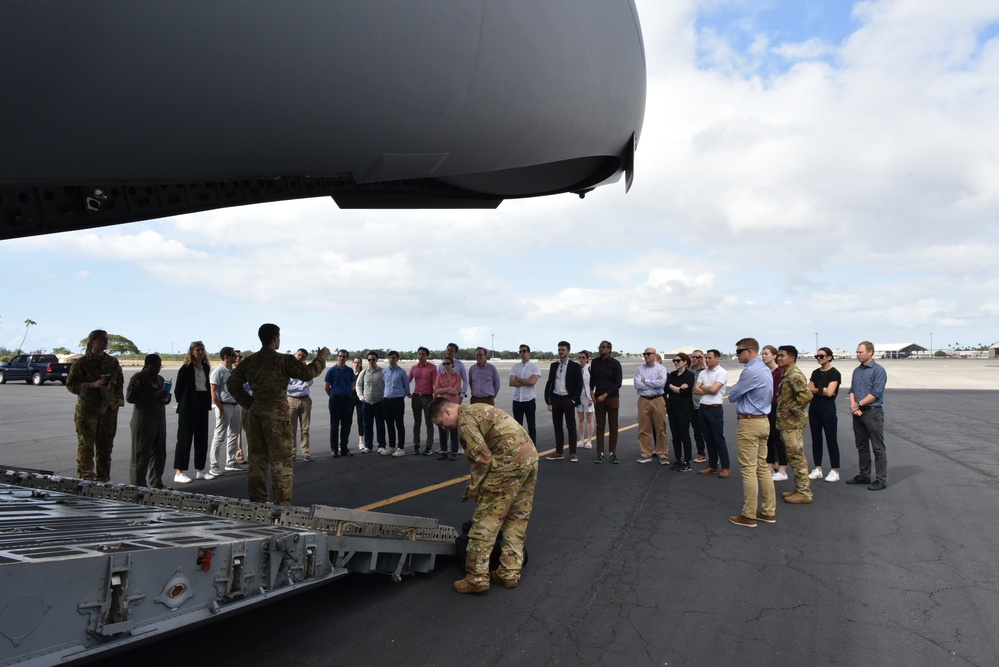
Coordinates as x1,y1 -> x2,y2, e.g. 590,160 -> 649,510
356,421 -> 639,511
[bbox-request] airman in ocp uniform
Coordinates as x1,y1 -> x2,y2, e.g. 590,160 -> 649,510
227,323 -> 329,505
430,399 -> 539,593
66,329 -> 124,481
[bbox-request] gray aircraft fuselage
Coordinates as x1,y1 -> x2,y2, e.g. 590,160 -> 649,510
0,1 -> 647,239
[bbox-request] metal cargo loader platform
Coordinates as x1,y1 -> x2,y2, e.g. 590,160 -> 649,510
0,470 -> 458,666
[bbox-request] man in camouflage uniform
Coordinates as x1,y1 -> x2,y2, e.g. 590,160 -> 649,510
776,345 -> 813,504
227,324 -> 329,505
429,398 -> 539,594
66,329 -> 124,481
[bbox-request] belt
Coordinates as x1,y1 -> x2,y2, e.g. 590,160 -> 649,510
224,402 -> 238,405
701,404 -> 722,409
860,405 -> 882,410
737,413 -> 767,419
639,394 -> 663,399
330,394 -> 351,398
413,393 -> 433,397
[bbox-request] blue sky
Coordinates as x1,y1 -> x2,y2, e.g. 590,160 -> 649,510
3,0 -> 999,357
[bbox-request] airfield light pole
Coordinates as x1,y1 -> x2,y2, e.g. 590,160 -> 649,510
930,332 -> 933,358
491,334 -> 495,359
815,332 -> 818,353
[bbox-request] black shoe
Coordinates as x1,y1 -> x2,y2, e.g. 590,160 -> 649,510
422,448 -> 433,456
845,475 -> 872,485
341,450 -> 354,457
594,453 -> 604,464
679,461 -> 692,472
437,453 -> 449,460
449,452 -> 457,460
867,479 -> 887,491
609,454 -> 619,464
670,461 -> 680,471
332,451 -> 339,458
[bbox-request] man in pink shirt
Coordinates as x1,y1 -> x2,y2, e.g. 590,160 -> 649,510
408,346 -> 437,455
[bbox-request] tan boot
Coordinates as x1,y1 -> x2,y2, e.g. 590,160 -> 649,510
490,571 -> 519,589
453,578 -> 490,594
783,492 -> 813,504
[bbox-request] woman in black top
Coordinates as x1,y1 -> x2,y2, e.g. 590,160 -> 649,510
666,352 -> 696,471
173,341 -> 212,484
808,347 -> 842,482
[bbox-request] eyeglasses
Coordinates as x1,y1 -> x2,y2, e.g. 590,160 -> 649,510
367,358 -> 377,362
673,360 -> 683,364
692,355 -> 703,359
443,362 -> 453,366
815,354 -> 829,360
735,348 -> 749,355
643,352 -> 655,356
519,349 -> 529,353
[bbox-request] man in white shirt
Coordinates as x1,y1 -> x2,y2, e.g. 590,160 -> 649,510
694,349 -> 730,477
509,344 -> 541,444
209,346 -> 242,475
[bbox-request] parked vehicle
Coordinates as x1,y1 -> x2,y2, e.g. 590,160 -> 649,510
0,353 -> 73,385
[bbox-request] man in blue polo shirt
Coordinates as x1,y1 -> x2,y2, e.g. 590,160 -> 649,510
727,337 -> 776,528
847,340 -> 889,490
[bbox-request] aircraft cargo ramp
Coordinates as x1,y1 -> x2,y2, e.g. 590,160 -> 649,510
0,470 -> 458,666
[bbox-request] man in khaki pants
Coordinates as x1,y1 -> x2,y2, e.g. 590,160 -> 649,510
726,338 -> 776,527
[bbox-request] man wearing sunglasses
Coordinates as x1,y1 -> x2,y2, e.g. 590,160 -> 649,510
727,338 -> 776,527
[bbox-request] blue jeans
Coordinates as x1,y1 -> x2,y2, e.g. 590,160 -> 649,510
698,406 -> 729,469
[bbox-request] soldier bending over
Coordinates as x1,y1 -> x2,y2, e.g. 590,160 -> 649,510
430,398 -> 539,593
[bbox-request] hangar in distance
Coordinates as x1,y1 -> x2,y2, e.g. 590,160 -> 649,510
0,1 -> 647,241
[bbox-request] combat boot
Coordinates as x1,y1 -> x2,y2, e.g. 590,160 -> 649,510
783,492 -> 813,504
490,571 -> 519,589
453,578 -> 490,594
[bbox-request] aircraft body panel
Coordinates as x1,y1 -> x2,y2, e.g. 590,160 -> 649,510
1,1 -> 646,233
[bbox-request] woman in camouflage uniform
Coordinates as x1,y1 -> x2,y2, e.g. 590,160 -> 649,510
66,329 -> 124,481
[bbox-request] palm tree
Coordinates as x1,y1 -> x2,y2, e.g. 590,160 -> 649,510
17,319 -> 36,353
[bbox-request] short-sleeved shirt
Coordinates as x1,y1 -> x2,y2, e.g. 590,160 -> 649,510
810,367 -> 842,402
696,367 -> 728,406
510,360 -> 541,402
324,364 -> 355,397
210,364 -> 236,403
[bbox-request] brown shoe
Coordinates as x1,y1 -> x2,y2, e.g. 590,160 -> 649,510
490,571 -> 519,589
698,467 -> 718,475
755,512 -> 776,524
729,514 -> 757,528
783,492 -> 813,504
782,490 -> 796,498
693,455 -> 707,463
718,469 -> 731,478
453,578 -> 490,594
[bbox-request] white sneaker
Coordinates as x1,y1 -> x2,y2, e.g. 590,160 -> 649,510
379,447 -> 393,456
392,448 -> 406,457
358,447 -> 370,454
772,472 -> 788,481
174,472 -> 192,484
808,467 -> 823,480
208,467 -> 224,477
584,442 -> 593,449
636,457 -> 653,464
825,469 -> 840,482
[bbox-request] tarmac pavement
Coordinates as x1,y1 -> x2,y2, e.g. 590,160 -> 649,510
1,358 -> 998,665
